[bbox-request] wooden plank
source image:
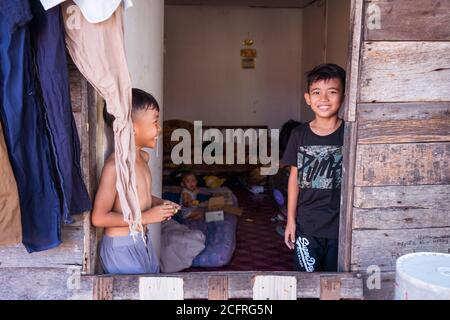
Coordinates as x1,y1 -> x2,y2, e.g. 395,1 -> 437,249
357,101 -> 450,146
362,271 -> 396,300
338,121 -> 358,272
355,143 -> 450,186
79,77 -> 90,192
139,277 -> 184,300
73,111 -> 82,140
353,207 -> 450,230
339,0 -> 364,269
208,276 -> 229,300
353,185 -> 450,229
0,226 -> 84,268
364,0 -> 450,41
0,271 -> 363,300
358,119 -> 450,144
320,276 -> 342,300
357,102 -> 450,122
354,185 -> 450,209
93,277 -> 114,300
88,272 -> 363,300
94,96 -> 107,179
0,268 -> 93,300
69,62 -> 82,112
351,228 -> 450,272
342,0 -> 364,122
70,59 -> 98,274
252,275 -> 297,300
360,42 -> 450,103
82,84 -> 98,274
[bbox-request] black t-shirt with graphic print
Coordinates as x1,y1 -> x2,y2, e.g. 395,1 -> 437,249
281,120 -> 344,239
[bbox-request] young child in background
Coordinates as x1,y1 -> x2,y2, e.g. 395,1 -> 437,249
179,172 -> 212,220
180,172 -> 201,207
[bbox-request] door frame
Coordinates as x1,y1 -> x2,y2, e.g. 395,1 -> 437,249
337,0 -> 364,272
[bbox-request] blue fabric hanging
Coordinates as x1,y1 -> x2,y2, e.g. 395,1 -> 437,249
30,1 -> 91,223
0,0 -> 61,252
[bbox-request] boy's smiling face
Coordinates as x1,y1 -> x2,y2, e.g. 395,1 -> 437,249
304,78 -> 344,119
133,107 -> 161,149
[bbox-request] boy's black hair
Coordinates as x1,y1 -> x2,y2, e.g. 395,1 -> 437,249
103,88 -> 160,128
305,63 -> 346,93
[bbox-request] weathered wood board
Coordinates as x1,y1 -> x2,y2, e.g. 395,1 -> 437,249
360,42 -> 450,103
73,111 -> 82,140
106,272 -> 363,300
357,102 -> 450,122
343,0 -> 364,122
0,268 -> 93,300
69,63 -> 82,112
354,185 -> 450,209
339,121 -> 358,271
361,271 -> 396,301
355,143 -> 450,186
358,119 -> 450,144
353,185 -> 450,229
139,277 -> 184,300
252,276 -> 297,300
208,275 -> 229,300
69,60 -> 97,274
357,102 -> 450,143
364,0 -> 450,41
0,270 -> 363,300
0,225 -> 84,268
353,207 -> 450,230
351,228 -> 450,272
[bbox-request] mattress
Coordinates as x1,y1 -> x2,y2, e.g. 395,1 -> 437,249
161,187 -> 238,267
185,213 -> 237,267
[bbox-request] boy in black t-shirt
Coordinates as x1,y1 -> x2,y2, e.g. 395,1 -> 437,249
281,64 -> 346,272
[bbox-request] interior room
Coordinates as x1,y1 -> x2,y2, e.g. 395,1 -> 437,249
161,0 -> 351,272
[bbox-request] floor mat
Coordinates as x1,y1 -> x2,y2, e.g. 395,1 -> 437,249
185,187 -> 293,272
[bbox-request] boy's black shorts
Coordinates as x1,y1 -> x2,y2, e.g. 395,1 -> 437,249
294,230 -> 338,272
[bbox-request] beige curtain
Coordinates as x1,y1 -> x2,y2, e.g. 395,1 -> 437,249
62,1 -> 142,234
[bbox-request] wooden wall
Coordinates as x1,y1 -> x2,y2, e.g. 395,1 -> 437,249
342,0 -> 450,300
0,62 -> 97,299
2,0 -> 449,300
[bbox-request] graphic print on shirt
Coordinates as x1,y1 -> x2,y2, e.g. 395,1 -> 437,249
297,146 -> 342,189
295,237 -> 316,272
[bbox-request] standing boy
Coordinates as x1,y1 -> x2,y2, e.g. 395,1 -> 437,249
282,64 -> 346,272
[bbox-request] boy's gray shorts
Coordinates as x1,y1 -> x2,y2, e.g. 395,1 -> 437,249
99,233 -> 160,274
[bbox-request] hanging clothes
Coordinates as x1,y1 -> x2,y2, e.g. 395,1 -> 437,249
39,0 -> 65,10
0,0 -> 62,252
30,1 -> 91,224
69,0 -> 133,23
62,1 -> 142,235
40,0 -> 133,23
0,122 -> 22,246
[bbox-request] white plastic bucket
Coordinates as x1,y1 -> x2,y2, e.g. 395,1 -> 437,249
395,252 -> 450,300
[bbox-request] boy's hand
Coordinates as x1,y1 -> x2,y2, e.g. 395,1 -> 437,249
163,200 -> 181,211
145,204 -> 177,223
284,221 -> 296,250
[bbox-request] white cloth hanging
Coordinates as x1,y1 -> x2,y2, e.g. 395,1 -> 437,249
40,0 -> 66,10
40,0 -> 133,23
